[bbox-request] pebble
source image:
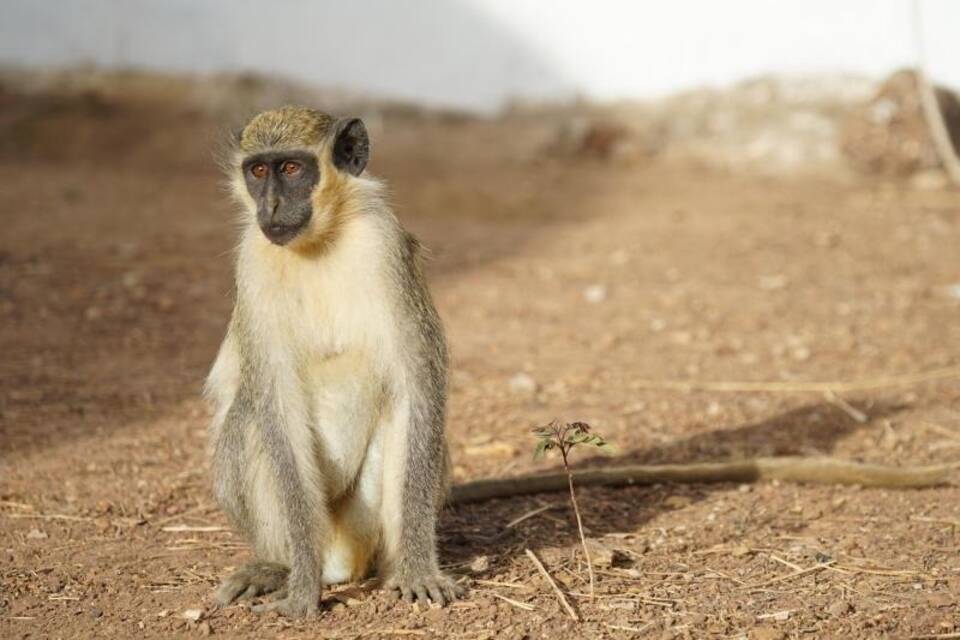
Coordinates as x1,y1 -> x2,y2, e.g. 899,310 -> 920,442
507,372 -> 537,394
182,609 -> 203,622
583,284 -> 607,303
827,600 -> 852,617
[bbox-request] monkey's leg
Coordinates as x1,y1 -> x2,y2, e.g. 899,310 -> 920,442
245,383 -> 328,618
215,561 -> 289,605
379,398 -> 461,606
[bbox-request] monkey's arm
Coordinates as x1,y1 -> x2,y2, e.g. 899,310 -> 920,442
206,324 -> 252,535
380,239 -> 460,605
448,457 -> 958,504
247,375 -> 326,618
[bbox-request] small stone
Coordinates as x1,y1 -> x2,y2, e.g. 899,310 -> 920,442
182,609 -> 203,622
943,284 -> 960,300
26,528 -> 48,540
197,621 -> 212,636
469,555 -> 490,573
90,608 -> 103,619
583,538 -> 617,568
790,346 -> 811,361
508,372 -> 537,395
46,576 -> 64,593
583,284 -> 607,303
758,274 -> 788,290
827,600 -> 852,617
664,495 -> 693,509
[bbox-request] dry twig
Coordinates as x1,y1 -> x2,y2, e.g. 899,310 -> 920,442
525,548 -> 579,622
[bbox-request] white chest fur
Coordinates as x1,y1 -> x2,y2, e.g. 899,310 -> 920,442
238,216 -> 400,495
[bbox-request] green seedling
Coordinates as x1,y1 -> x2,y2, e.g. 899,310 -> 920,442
532,420 -> 614,596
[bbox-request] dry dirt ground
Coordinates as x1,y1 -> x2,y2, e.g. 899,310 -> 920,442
2,87 -> 960,640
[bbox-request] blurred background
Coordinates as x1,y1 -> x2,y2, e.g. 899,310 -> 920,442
2,2 -> 960,639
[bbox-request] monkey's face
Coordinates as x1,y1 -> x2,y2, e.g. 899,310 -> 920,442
242,151 -> 320,246
236,109 -> 370,248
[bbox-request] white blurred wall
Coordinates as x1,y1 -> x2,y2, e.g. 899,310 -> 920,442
1,0 -> 957,112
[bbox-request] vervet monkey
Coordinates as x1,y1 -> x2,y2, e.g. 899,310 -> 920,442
206,106 -> 458,618
205,106 -> 954,620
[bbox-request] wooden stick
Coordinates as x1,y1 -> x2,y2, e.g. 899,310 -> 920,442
912,0 -> 960,187
449,457 -> 957,504
525,549 -> 579,622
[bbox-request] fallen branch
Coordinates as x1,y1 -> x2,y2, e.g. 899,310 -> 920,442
449,457 -> 957,504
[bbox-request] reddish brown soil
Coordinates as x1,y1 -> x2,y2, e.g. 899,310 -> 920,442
2,89 -> 959,640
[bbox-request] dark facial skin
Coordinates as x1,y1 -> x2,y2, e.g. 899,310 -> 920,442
242,151 -> 320,245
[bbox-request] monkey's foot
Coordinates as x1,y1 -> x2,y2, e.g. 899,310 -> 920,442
385,572 -> 463,607
215,561 -> 289,606
250,593 -> 319,618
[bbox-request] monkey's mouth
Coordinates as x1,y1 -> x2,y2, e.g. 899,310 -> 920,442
261,222 -> 306,246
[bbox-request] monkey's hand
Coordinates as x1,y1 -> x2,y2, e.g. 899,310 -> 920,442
385,571 -> 463,607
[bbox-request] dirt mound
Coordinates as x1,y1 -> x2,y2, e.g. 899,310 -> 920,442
840,68 -> 960,176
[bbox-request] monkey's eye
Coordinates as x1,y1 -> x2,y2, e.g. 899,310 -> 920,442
281,161 -> 302,176
250,163 -> 268,179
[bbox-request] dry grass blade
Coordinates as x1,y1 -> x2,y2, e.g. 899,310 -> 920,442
505,504 -> 556,528
605,621 -> 655,633
910,516 -> 960,527
473,579 -> 531,590
823,390 -> 868,423
743,561 -> 834,589
160,525 -> 228,533
525,548 -> 579,622
4,513 -> 92,522
488,592 -> 536,611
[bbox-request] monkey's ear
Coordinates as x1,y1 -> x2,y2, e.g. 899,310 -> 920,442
333,118 -> 369,176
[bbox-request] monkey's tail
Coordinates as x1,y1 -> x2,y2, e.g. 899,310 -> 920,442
447,457 -> 959,505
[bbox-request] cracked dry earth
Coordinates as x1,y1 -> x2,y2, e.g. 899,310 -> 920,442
2,101 -> 960,639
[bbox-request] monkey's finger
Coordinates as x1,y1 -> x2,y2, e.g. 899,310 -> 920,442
238,584 -> 260,600
251,598 -> 317,617
273,588 -> 288,601
414,586 -> 430,604
426,583 -> 446,606
215,580 -> 247,606
401,586 -> 415,603
445,581 -> 465,600
250,600 -> 280,614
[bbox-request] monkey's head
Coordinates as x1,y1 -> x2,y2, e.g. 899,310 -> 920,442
231,106 -> 370,250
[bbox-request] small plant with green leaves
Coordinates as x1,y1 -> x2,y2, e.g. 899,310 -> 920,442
531,420 -> 614,596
